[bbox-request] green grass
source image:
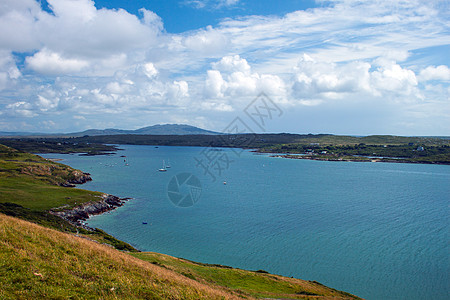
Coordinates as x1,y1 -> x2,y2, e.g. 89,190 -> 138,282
0,176 -> 102,210
0,214 -> 240,299
133,252 -> 361,299
0,214 -> 361,299
0,144 -> 102,210
0,144 -> 137,251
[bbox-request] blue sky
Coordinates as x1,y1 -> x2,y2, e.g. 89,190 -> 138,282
0,0 -> 449,135
92,0 -> 320,33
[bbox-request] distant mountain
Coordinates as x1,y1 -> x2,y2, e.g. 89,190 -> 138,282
73,124 -> 220,136
0,124 -> 220,137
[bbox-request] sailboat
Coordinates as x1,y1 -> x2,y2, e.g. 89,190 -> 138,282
166,159 -> 171,168
158,160 -> 167,172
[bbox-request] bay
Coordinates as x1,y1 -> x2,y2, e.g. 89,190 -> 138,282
42,145 -> 450,300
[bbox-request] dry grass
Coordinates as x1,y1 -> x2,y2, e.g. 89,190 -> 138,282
0,214 -> 362,299
0,213 -> 245,299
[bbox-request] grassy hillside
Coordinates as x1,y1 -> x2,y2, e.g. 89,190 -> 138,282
0,144 -> 136,251
0,144 -> 101,210
0,214 -> 361,299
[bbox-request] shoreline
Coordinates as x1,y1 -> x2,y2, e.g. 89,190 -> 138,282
51,193 -> 131,230
260,152 -> 450,165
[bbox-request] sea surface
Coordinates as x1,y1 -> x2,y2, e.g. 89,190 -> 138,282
41,145 -> 450,300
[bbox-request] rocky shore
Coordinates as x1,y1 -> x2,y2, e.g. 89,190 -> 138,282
51,194 -> 131,229
59,170 -> 93,187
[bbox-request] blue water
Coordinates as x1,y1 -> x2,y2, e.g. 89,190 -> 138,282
42,145 -> 450,300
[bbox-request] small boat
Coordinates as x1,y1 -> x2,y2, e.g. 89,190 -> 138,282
166,159 -> 171,168
159,160 -> 167,172
223,181 -> 227,185
142,222 -> 148,225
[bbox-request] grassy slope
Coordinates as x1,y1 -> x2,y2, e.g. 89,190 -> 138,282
0,144 -> 137,251
0,214 -> 361,299
134,252 -> 361,299
0,144 -> 102,210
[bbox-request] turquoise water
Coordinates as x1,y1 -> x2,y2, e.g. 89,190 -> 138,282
42,145 -> 450,300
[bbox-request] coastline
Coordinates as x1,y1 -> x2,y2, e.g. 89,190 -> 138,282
51,193 -> 131,230
263,152 -> 450,165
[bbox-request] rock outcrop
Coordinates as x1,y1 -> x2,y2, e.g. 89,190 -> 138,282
51,194 -> 130,228
68,171 -> 92,184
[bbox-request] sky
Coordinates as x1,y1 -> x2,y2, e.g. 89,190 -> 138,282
0,0 -> 449,135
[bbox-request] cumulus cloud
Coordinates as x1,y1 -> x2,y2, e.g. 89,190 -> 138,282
143,63 -> 158,78
26,49 -> 89,75
0,0 -> 164,77
139,8 -> 164,32
204,55 -> 286,99
419,65 -> 450,82
5,101 -> 36,117
291,54 -> 420,102
0,51 -> 21,90
213,55 -> 251,74
184,25 -> 229,55
370,60 -> 418,96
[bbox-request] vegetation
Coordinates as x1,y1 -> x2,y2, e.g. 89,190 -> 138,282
262,143 -> 450,164
0,214 -> 361,299
0,139 -> 118,155
0,144 -> 100,210
134,252 -> 361,299
0,144 -> 136,251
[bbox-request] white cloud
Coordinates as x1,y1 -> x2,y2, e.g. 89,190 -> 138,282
371,61 -> 418,96
5,101 -> 36,117
419,65 -> 450,82
291,54 -> 420,102
213,55 -> 251,74
0,0 -> 41,52
0,51 -> 21,90
0,0 -> 164,77
26,49 -> 89,75
143,63 -> 158,78
204,55 -> 286,100
184,26 -> 229,55
139,8 -> 164,31
205,70 -> 227,98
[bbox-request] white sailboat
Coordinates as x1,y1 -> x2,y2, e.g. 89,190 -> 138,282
166,159 -> 171,168
158,160 -> 167,172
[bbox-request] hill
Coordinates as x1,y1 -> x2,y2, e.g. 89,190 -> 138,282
0,124 -> 220,138
0,214 -> 361,299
